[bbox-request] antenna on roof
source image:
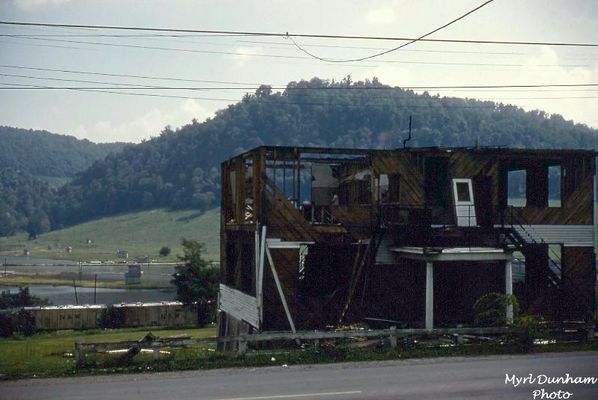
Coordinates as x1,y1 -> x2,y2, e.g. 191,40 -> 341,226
403,115 -> 413,149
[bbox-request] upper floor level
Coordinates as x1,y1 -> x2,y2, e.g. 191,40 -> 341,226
221,146 -> 596,245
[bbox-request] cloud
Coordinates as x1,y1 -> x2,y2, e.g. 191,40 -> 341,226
354,46 -> 598,129
365,6 -> 397,25
13,0 -> 72,11
497,46 -> 598,128
231,46 -> 264,68
73,99 -> 213,143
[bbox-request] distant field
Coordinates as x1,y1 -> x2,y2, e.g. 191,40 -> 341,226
0,208 -> 220,262
0,325 -> 216,379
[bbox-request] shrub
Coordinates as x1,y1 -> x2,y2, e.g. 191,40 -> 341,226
12,309 -> 36,336
196,300 -> 216,327
473,292 -> 520,327
99,306 -> 126,328
513,314 -> 546,352
0,313 -> 13,337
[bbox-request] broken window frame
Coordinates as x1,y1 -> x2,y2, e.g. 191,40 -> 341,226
548,164 -> 562,208
507,169 -> 527,208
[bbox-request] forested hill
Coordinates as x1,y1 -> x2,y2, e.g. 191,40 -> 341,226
5,77 -> 598,235
0,126 -> 128,178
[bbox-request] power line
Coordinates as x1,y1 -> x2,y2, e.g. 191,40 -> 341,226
5,36 -> 305,59
0,38 -> 92,50
1,33 -> 533,56
5,32 -> 596,58
3,36 -> 592,69
0,72 -> 170,88
1,19 -> 598,47
0,66 -> 267,86
0,64 -> 598,96
238,39 -> 530,56
0,33 -> 248,38
3,82 -> 596,106
0,82 -> 239,102
286,0 -> 496,62
2,83 -> 597,90
2,67 -> 598,91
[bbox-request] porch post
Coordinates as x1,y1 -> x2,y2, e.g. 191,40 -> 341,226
425,261 -> 434,330
505,259 -> 513,323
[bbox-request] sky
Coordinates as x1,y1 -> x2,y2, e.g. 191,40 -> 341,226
0,0 -> 597,143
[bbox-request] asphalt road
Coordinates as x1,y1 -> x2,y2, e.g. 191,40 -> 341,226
2,352 -> 597,400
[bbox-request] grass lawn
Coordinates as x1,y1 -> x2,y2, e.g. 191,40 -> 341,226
0,208 -> 220,263
2,325 -> 597,381
0,326 -> 217,380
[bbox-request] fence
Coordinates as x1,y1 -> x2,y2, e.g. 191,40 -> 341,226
74,326 -> 498,365
74,324 -> 595,366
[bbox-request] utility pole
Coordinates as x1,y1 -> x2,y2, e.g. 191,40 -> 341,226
94,274 -> 97,304
73,279 -> 79,305
403,115 -> 413,149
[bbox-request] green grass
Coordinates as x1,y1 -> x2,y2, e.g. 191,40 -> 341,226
2,327 -> 596,380
0,208 -> 220,262
0,326 -> 216,380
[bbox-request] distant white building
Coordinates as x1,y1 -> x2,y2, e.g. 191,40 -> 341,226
116,249 -> 128,258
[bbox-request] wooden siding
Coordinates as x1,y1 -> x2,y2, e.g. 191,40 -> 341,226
330,206 -> 372,240
220,146 -> 597,336
562,246 -> 596,319
372,152 -> 425,206
264,188 -> 321,242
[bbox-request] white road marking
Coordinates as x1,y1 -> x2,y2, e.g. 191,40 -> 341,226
213,391 -> 362,400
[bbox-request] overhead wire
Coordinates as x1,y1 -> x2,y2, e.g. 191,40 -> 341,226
1,36 -> 592,69
2,80 -> 598,101
0,66 -> 268,86
1,19 -> 597,47
4,31 -> 596,59
285,0 -> 496,62
2,66 -> 598,92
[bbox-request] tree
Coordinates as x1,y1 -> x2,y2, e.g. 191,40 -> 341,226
159,246 -> 171,257
26,210 -> 51,239
473,292 -> 520,327
171,239 -> 219,325
0,286 -> 51,309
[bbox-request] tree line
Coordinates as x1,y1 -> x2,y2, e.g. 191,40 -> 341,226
2,77 -> 598,237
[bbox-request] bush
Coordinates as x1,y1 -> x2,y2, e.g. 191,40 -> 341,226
0,287 -> 50,309
473,293 -> 548,351
12,309 -> 36,336
159,246 -> 171,257
196,300 -> 216,327
99,306 -> 126,328
513,314 -> 546,352
473,292 -> 520,327
172,240 -> 219,302
0,313 -> 13,337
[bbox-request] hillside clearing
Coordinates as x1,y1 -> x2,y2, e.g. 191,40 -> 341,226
0,208 -> 220,262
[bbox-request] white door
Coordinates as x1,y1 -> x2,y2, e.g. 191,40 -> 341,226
452,178 -> 477,227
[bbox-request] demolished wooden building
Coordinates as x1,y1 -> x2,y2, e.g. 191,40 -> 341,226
218,146 -> 597,338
